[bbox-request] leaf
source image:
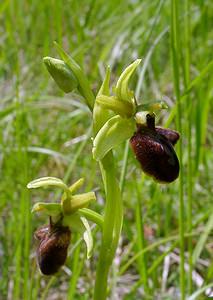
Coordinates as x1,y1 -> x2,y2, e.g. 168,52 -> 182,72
192,212 -> 213,265
31,202 -> 62,216
115,59 -> 141,102
187,283 -> 213,300
80,216 -> 93,259
184,59 -> 213,95
92,115 -> 135,161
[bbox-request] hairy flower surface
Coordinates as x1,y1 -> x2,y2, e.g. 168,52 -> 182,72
35,222 -> 71,275
155,127 -> 180,146
130,114 -> 180,183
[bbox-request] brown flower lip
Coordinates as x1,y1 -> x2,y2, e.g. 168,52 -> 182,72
35,221 -> 71,275
155,127 -> 180,146
130,114 -> 180,183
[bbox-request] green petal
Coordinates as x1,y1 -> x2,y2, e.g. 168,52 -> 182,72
80,217 -> 93,259
92,115 -> 135,161
62,192 -> 96,215
68,178 -> 85,194
115,59 -> 141,102
43,57 -> 78,93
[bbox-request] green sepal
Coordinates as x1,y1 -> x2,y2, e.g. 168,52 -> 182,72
54,42 -> 94,111
115,59 -> 141,102
27,176 -> 67,190
31,202 -> 62,217
92,115 -> 135,161
43,57 -> 78,93
62,192 -> 96,215
93,66 -> 112,134
27,176 -> 71,201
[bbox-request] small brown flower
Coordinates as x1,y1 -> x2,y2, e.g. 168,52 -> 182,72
130,114 -> 179,183
35,219 -> 71,275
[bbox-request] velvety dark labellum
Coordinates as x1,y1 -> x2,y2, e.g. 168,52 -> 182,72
130,124 -> 180,183
35,224 -> 71,275
155,127 -> 180,145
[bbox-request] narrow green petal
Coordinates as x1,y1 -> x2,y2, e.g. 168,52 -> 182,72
80,217 -> 93,259
68,178 -> 85,194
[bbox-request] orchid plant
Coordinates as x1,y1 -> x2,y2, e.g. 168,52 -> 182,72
28,42 -> 179,300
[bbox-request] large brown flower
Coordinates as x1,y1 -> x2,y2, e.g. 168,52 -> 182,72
130,114 -> 180,183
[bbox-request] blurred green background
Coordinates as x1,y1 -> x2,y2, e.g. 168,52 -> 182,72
0,0 -> 212,299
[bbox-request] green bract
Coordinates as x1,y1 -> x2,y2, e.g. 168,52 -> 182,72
54,42 -> 94,111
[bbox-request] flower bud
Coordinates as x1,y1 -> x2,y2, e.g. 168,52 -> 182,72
43,57 -> 78,93
35,223 -> 71,275
130,114 -> 179,183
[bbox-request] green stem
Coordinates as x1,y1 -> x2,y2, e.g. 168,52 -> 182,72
171,1 -> 185,299
93,152 -> 122,300
183,0 -> 193,293
135,175 -> 149,294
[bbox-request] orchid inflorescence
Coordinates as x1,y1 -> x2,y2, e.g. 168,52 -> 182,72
28,43 -> 179,298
